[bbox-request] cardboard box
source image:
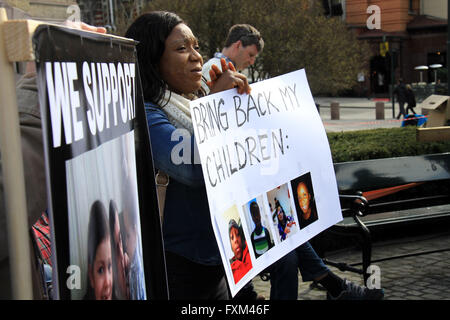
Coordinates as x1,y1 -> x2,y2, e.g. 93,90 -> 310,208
419,94 -> 450,127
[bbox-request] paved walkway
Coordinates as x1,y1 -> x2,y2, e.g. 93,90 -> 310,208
252,231 -> 450,300
315,97 -> 407,132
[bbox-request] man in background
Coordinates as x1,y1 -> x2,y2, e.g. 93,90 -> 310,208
202,23 -> 264,92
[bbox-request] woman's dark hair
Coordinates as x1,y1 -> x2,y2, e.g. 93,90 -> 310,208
84,200 -> 110,300
125,11 -> 184,104
87,200 -> 110,271
276,205 -> 288,228
108,199 -> 119,275
109,199 -> 119,240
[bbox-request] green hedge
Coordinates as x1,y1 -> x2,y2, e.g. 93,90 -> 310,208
327,127 -> 450,163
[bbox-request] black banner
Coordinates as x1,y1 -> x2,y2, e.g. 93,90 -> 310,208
33,25 -> 168,300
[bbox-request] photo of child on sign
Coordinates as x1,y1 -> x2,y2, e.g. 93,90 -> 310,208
217,205 -> 254,284
242,197 -> 275,259
291,172 -> 319,229
66,133 -> 146,300
191,69 -> 343,296
267,184 -> 299,242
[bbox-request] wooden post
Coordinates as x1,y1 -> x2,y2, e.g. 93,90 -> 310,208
375,102 -> 385,120
417,126 -> 450,142
330,101 -> 340,120
0,8 -> 33,299
0,15 -> 133,300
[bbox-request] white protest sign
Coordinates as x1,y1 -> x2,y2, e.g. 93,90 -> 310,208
190,69 -> 342,296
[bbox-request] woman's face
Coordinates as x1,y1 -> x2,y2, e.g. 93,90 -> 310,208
90,237 -> 113,300
159,23 -> 203,95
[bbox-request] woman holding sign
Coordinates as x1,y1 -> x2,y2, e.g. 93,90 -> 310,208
125,11 -> 250,300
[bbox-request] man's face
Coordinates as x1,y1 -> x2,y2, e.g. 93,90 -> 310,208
234,42 -> 259,71
297,183 -> 311,214
229,227 -> 243,260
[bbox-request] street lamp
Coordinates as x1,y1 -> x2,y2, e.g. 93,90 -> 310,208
414,65 -> 428,83
429,64 -> 443,83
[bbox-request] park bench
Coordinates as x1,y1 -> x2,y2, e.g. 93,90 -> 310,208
317,152 -> 450,283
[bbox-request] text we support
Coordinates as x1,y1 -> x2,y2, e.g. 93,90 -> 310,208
45,61 -> 136,148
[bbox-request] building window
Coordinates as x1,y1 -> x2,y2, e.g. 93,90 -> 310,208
408,0 -> 417,14
323,0 -> 344,17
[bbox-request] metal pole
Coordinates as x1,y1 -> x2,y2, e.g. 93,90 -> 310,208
447,0 -> 450,95
391,50 -> 395,118
0,8 -> 33,299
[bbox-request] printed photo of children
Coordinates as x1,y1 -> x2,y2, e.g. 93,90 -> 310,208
291,172 -> 319,229
267,184 -> 299,242
66,132 -> 146,300
242,197 -> 275,259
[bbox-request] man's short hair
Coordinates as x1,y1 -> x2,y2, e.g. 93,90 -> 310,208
224,24 -> 264,52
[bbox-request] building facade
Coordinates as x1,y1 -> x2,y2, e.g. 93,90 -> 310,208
76,0 -> 147,34
0,0 -> 77,22
338,0 -> 448,96
0,0 -> 147,33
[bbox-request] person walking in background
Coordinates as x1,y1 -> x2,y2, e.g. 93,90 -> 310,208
394,78 -> 407,119
405,84 -> 417,115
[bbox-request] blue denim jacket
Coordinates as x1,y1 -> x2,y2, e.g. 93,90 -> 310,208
144,103 -> 221,265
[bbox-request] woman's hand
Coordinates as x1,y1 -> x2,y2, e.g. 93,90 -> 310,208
207,58 -> 251,95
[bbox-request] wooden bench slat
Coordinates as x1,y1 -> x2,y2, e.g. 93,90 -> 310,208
336,204 -> 450,228
417,126 -> 450,142
325,153 -> 450,280
362,182 -> 423,201
334,153 -> 450,192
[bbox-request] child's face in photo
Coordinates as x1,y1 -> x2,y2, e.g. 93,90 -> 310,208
90,237 -> 113,300
251,205 -> 261,226
229,227 -> 243,260
297,182 -> 311,215
277,207 -> 283,221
